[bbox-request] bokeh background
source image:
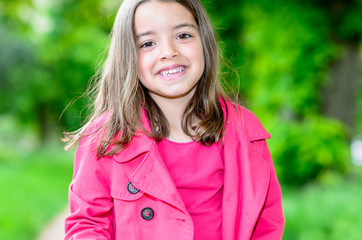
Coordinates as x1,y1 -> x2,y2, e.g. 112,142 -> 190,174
0,0 -> 361,239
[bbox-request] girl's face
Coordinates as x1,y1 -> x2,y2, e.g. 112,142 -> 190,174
135,1 -> 205,104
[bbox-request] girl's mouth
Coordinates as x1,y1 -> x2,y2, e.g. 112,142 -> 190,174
159,66 -> 185,77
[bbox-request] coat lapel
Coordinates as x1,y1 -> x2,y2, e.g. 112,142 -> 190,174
131,142 -> 188,214
114,108 -> 188,215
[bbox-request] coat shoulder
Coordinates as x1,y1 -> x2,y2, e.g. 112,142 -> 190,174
83,112 -> 111,135
222,99 -> 271,141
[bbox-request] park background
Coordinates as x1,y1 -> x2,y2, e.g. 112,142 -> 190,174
0,0 -> 361,239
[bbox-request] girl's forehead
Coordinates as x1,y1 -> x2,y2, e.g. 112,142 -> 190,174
134,1 -> 197,34
135,1 -> 194,21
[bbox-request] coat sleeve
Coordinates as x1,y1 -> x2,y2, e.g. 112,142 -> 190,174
251,140 -> 285,239
64,134 -> 114,239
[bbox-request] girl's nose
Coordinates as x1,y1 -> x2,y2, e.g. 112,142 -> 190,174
159,41 -> 178,60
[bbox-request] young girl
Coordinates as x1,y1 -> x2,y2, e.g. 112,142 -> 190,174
64,0 -> 284,239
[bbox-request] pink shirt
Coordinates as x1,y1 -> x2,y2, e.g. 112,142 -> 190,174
157,138 -> 224,240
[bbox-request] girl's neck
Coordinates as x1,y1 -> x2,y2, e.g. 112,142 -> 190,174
149,94 -> 194,143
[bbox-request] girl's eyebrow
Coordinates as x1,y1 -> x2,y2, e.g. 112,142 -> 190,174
136,31 -> 156,39
174,23 -> 197,30
136,22 -> 197,39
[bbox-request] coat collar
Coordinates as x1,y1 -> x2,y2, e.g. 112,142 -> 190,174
112,108 -> 153,163
113,97 -> 271,163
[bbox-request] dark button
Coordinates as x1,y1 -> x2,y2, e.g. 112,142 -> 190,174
127,182 -> 139,194
141,207 -> 154,220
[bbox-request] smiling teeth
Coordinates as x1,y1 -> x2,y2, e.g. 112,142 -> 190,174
160,67 -> 185,76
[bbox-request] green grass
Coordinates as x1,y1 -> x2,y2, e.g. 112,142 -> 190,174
282,175 -> 362,240
0,144 -> 74,240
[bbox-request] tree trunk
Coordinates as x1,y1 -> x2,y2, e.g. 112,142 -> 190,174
322,42 -> 360,133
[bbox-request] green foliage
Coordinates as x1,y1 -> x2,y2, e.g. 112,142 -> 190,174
225,0 -> 354,186
241,0 -> 337,115
0,0 -> 360,189
0,0 -> 114,139
338,4 -> 362,40
267,116 -> 349,185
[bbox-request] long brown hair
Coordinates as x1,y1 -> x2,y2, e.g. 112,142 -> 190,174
64,0 -> 229,158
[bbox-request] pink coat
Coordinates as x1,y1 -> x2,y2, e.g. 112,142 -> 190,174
65,100 -> 285,239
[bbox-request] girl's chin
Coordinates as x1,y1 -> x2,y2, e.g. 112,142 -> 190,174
150,89 -> 196,102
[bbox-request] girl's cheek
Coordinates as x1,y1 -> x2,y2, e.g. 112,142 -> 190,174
140,50 -> 157,62
184,40 -> 203,54
187,45 -> 204,62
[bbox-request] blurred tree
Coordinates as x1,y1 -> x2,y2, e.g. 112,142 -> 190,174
0,0 -> 115,140
206,0 -> 361,185
0,0 -> 38,133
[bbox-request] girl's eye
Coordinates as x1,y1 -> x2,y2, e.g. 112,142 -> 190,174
140,41 -> 155,48
177,33 -> 191,40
